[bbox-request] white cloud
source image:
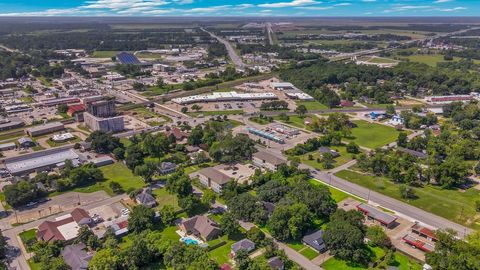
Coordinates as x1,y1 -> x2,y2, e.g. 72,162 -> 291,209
434,0 -> 453,3
334,3 -> 351,6
258,0 -> 319,8
438,6 -> 466,11
362,0 -> 376,2
295,6 -> 333,10
172,0 -> 193,4
82,0 -> 169,10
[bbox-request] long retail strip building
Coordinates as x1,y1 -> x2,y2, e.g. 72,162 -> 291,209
2,145 -> 114,176
171,91 -> 278,105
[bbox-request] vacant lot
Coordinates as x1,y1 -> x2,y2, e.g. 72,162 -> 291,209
299,145 -> 356,170
100,163 -> 145,195
153,188 -> 181,211
346,120 -> 403,149
336,169 -> 480,230
92,50 -> 121,58
296,100 -> 328,111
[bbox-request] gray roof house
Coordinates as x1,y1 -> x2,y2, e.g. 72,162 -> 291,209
231,239 -> 256,256
268,256 -> 284,270
136,190 -> 157,208
159,162 -> 177,175
318,147 -> 340,158
18,137 -> 35,148
302,230 -> 327,252
61,243 -> 93,270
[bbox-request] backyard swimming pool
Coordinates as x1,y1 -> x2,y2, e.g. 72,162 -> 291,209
181,236 -> 200,245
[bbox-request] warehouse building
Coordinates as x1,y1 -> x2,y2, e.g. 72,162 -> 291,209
172,91 -> 277,105
0,117 -> 24,131
5,146 -> 79,176
26,122 -> 65,137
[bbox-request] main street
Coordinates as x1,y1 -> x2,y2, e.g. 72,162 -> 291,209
201,27 -> 247,69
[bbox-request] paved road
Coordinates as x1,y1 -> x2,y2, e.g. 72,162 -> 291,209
266,23 -> 275,45
201,28 -> 247,69
3,194 -> 127,270
302,164 -> 473,238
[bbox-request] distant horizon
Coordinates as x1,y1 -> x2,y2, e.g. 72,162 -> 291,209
0,0 -> 479,17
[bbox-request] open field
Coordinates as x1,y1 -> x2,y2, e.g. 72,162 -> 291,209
152,188 -> 181,211
299,145 -> 356,170
322,245 -> 385,270
309,179 -> 352,203
296,100 -> 328,111
92,50 -> 121,58
346,120 -> 404,149
336,169 -> 480,230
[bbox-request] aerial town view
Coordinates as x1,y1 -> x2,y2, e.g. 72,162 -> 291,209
0,1 -> 479,270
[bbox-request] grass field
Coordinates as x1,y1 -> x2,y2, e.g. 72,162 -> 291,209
152,188 -> 181,211
299,145 -> 356,170
299,247 -> 319,260
296,100 -> 328,111
346,120 -> 403,149
336,169 -> 480,229
309,179 -> 353,203
274,115 -> 315,130
19,229 -> 37,252
92,50 -> 121,58
322,246 -> 385,270
66,163 -> 145,196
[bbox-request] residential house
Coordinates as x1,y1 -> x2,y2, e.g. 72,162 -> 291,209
231,239 -> 256,256
61,243 -> 93,270
136,189 -> 157,208
318,147 -> 340,158
252,151 -> 287,171
159,162 -> 177,175
197,167 -> 232,193
166,127 -> 188,142
103,215 -> 129,237
179,215 -> 221,241
268,257 -> 284,270
302,230 -> 327,252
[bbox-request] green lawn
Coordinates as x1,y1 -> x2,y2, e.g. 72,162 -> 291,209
160,226 -> 181,242
391,252 -> 422,270
336,169 -> 480,229
92,50 -> 121,58
309,179 -> 352,203
19,229 -> 37,251
299,247 -> 319,260
322,246 -> 385,270
152,188 -> 181,211
63,163 -> 145,196
346,120 -> 403,149
208,235 -> 236,265
287,240 -> 305,251
299,145 -> 356,170
274,115 -> 315,130
296,101 -> 328,111
28,259 -> 42,270
249,117 -> 272,125
404,54 -> 457,67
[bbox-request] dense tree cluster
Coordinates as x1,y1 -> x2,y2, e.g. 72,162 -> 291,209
87,131 -> 124,154
0,50 -> 65,80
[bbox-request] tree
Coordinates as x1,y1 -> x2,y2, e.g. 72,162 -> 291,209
386,104 -> 396,116
346,142 -> 360,154
160,205 -> 176,225
191,104 -> 202,112
201,189 -> 216,206
0,231 -> 7,261
178,195 -> 204,216
164,242 -> 217,270
278,113 -> 289,122
399,184 -> 416,199
228,193 -> 267,224
181,107 -> 188,113
112,147 -> 125,160
366,225 -> 391,248
321,152 -> 335,169
89,248 -> 121,270
324,209 -> 368,264
426,230 -> 480,270
109,181 -> 123,194
295,104 -> 307,117
57,104 -> 68,114
246,227 -> 265,245
156,77 -> 165,88
4,180 -> 45,207
133,82 -> 146,91
128,205 -> 155,233
134,161 -> 157,182
87,131 -> 123,154
397,132 -> 408,148
220,212 -> 241,239
268,203 -> 313,241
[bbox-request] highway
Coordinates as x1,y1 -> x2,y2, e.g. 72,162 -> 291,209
201,27 -> 247,69
266,23 -> 275,45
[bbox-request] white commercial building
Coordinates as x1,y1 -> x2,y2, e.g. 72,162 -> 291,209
172,91 -> 277,105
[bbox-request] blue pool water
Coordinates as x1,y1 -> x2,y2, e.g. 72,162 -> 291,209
181,237 -> 199,245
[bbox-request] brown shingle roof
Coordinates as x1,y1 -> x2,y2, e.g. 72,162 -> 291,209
71,208 -> 90,224
254,151 -> 287,166
198,167 -> 232,185
182,215 -> 221,240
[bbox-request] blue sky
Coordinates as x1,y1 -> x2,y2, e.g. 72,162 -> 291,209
0,0 -> 478,16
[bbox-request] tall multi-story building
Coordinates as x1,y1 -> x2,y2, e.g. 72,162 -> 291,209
86,99 -> 116,118
84,98 -> 124,133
